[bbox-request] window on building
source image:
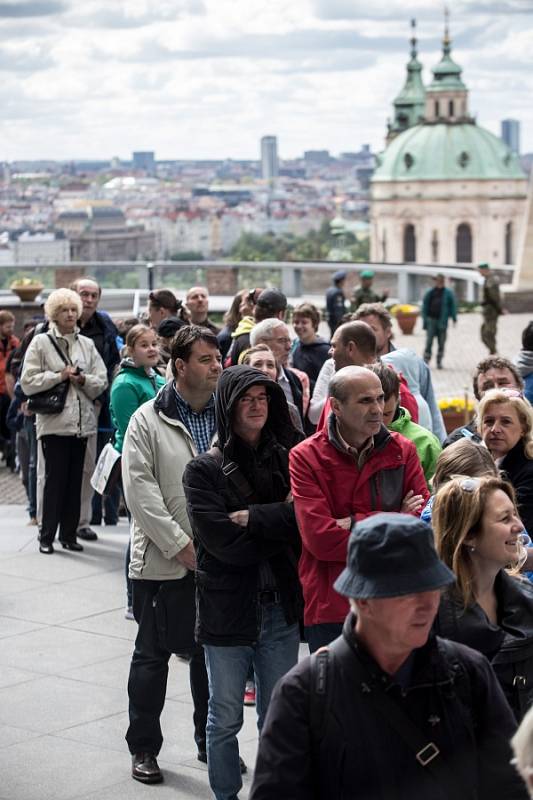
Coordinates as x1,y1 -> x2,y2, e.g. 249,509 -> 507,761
435,100 -> 440,117
456,223 -> 473,263
381,229 -> 387,262
449,99 -> 454,116
505,222 -> 513,264
431,230 -> 439,263
403,224 -> 416,263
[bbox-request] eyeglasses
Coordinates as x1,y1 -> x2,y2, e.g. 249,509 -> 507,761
238,393 -> 270,407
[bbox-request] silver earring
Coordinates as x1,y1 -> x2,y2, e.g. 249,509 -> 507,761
469,546 -> 476,553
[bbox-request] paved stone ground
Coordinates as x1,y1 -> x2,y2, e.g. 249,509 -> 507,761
0,506 -> 283,799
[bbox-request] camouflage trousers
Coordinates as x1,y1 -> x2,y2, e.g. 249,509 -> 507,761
481,314 -> 498,355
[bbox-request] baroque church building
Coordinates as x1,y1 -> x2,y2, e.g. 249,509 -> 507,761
370,19 -> 527,267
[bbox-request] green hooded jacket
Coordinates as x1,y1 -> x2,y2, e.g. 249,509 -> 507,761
110,359 -> 166,453
389,406 -> 442,487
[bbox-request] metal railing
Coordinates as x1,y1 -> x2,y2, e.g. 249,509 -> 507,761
0,259 -> 506,313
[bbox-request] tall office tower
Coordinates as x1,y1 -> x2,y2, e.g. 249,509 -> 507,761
501,120 -> 520,154
261,136 -> 278,180
132,151 -> 156,174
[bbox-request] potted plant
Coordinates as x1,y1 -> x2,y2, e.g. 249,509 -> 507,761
390,303 -> 419,335
10,277 -> 44,302
438,395 -> 476,435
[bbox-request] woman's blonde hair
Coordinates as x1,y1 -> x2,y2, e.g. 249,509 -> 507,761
432,438 -> 498,491
44,288 -> 82,322
433,475 -> 518,606
478,388 -> 533,459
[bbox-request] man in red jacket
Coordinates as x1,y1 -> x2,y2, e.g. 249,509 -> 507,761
289,365 -> 429,653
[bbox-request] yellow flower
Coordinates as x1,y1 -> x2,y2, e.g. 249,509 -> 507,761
438,397 -> 475,413
390,304 -> 419,316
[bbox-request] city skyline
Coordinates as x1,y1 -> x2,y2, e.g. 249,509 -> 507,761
0,0 -> 532,162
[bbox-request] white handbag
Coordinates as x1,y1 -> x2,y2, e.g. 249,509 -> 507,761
90,442 -> 121,495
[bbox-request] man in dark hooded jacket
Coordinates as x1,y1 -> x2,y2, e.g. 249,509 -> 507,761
183,365 -> 304,800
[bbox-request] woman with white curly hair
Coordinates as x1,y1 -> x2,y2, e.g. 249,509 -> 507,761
21,288 -> 107,554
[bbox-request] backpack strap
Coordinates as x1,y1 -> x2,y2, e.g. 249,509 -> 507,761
309,647 -> 335,743
46,334 -> 71,366
207,444 -> 257,502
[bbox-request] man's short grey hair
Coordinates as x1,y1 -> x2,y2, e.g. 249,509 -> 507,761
250,318 -> 287,346
512,705 -> 533,794
329,365 -> 376,403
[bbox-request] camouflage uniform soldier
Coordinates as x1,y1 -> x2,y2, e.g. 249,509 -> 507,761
479,263 -> 504,355
351,269 -> 389,311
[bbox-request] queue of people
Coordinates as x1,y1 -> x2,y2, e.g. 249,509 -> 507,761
3,272 -> 533,799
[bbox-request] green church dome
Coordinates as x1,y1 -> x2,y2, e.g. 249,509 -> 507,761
373,122 -> 525,182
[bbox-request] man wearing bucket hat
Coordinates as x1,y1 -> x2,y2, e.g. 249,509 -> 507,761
351,269 -> 389,312
250,513 -> 527,800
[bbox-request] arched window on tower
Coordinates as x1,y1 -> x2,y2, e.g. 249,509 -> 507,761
435,100 -> 440,118
449,99 -> 454,117
456,223 -> 473,263
403,224 -> 416,263
431,230 -> 439,263
505,222 -> 513,264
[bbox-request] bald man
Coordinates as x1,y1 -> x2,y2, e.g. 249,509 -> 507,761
289,366 -> 429,652
185,286 -> 220,335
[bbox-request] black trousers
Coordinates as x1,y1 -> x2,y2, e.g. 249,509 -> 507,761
40,435 -> 87,546
126,578 -> 209,756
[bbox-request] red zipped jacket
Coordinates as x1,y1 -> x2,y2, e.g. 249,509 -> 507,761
289,416 -> 429,626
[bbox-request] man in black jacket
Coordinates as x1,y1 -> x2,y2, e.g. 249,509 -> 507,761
183,365 -> 303,800
250,513 -> 528,800
70,277 -> 120,538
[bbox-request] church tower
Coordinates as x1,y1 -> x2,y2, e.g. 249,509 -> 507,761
387,20 -> 426,143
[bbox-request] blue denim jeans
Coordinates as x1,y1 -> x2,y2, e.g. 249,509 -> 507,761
203,602 -> 300,800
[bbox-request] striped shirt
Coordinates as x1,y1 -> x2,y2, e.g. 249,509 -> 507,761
173,387 -> 216,454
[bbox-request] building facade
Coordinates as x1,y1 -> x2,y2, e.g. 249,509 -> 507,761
370,19 -> 527,267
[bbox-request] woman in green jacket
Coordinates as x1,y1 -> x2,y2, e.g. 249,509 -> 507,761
110,324 -> 166,617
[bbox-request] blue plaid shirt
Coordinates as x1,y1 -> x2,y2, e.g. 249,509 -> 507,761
173,387 -> 216,454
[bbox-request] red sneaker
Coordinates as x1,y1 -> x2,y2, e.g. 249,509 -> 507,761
243,682 -> 256,706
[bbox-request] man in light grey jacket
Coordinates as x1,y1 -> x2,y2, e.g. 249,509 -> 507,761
122,325 -> 221,785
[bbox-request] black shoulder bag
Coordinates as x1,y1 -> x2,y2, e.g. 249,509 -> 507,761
27,335 -> 71,415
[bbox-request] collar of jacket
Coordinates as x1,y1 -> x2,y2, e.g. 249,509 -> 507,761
154,380 -> 188,425
49,322 -> 80,341
327,413 -> 391,457
341,612 -> 455,694
501,438 -> 528,473
489,571 -> 533,660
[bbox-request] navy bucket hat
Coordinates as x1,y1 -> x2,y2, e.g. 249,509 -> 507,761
334,512 -> 455,600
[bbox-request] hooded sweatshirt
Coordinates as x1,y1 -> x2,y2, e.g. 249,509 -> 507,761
110,358 -> 166,452
183,365 -> 304,645
388,406 -> 442,486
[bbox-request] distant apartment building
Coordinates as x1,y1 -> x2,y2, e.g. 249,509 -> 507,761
0,231 -> 70,265
132,151 -> 156,174
261,136 -> 278,181
57,205 -> 155,261
501,119 -> 520,154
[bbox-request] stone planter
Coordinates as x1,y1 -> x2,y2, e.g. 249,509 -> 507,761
396,312 -> 418,335
441,410 -> 470,435
10,284 -> 44,302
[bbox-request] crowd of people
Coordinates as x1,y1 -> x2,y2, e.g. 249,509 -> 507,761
2,272 -> 533,798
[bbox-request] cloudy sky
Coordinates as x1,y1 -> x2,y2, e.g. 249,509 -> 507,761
0,0 -> 531,162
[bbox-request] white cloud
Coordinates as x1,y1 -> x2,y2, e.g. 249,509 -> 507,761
0,0 -> 531,160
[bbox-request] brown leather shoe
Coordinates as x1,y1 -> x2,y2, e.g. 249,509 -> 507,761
131,753 -> 163,784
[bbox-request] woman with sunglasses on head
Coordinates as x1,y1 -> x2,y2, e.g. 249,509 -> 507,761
478,388 -> 533,534
433,475 -> 533,721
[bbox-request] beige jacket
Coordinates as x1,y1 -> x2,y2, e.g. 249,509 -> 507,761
122,383 -> 199,581
20,324 -> 108,439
